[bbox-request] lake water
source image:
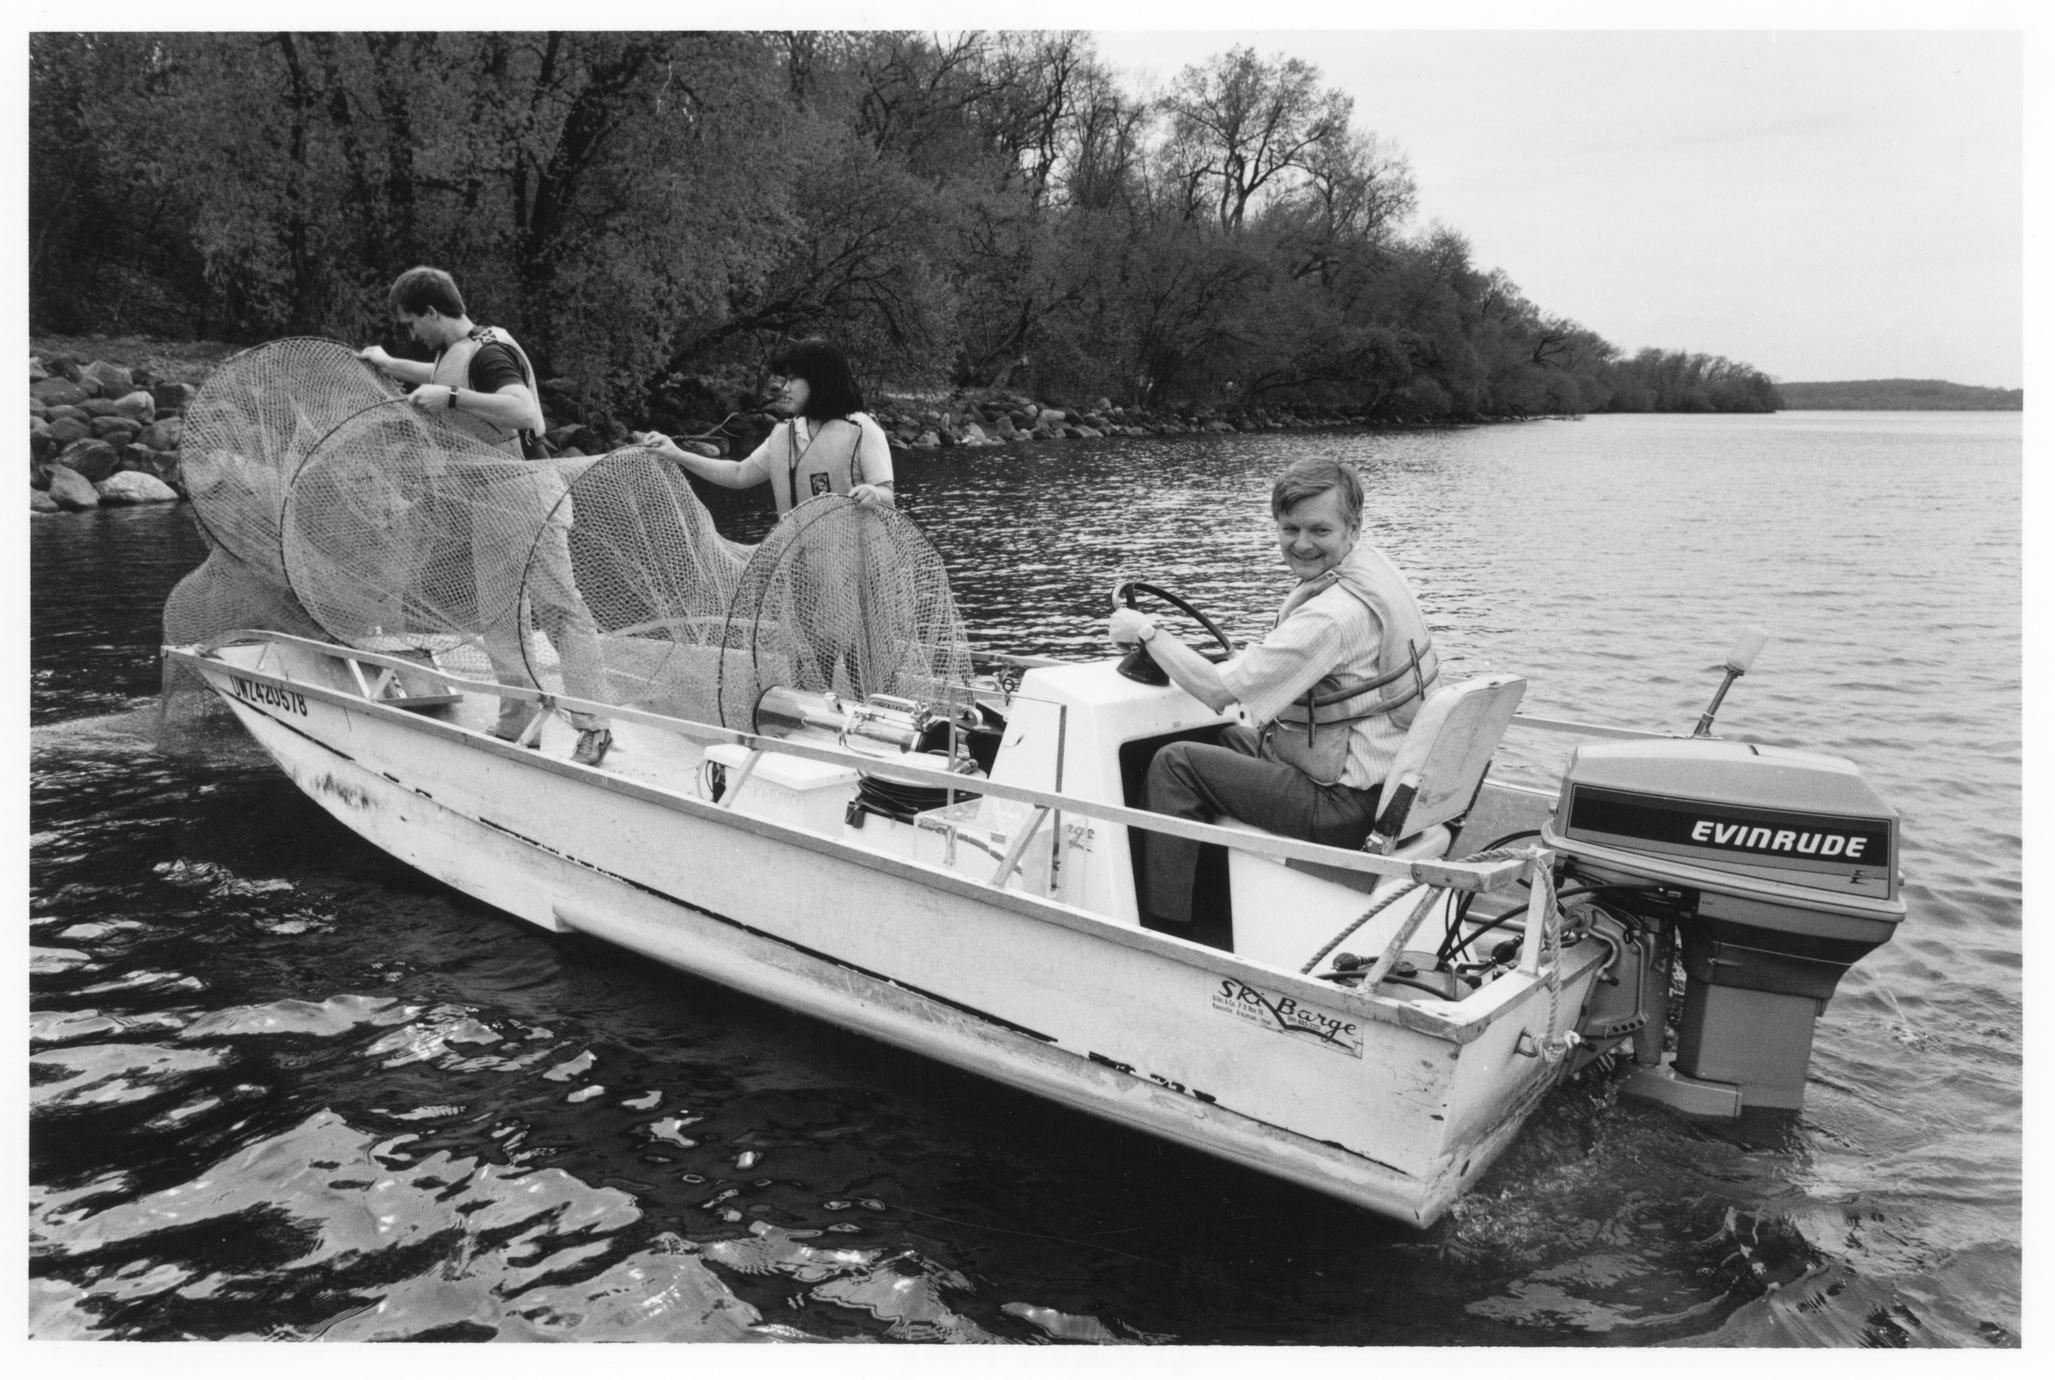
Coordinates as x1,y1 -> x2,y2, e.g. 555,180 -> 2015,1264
27,411 -> 2021,1346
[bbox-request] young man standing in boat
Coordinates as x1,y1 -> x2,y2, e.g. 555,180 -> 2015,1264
1108,458 -> 1439,934
357,267 -> 614,768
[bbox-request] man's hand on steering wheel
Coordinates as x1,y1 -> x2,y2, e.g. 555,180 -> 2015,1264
1107,578 -> 1237,690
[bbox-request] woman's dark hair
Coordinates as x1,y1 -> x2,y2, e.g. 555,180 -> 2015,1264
769,337 -> 864,419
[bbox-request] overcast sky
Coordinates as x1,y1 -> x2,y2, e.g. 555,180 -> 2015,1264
1086,27 -> 2023,389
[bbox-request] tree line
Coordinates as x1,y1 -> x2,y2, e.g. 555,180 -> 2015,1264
29,31 -> 1784,423
1775,379 -> 2020,411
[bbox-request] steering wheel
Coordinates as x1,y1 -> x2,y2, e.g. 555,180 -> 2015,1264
1113,579 -> 1236,686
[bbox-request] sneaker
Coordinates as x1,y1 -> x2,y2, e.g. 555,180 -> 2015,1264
571,728 -> 613,767
491,701 -> 541,744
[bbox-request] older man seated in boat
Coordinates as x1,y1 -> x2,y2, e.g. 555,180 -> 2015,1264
1108,457 -> 1439,931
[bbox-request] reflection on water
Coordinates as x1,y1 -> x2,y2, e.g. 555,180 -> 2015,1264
29,413 -> 2019,1343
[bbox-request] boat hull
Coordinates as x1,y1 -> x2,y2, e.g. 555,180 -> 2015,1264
182,640 -> 1604,1227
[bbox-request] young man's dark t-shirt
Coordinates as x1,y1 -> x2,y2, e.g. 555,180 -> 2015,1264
467,341 -> 527,395
459,338 -> 545,458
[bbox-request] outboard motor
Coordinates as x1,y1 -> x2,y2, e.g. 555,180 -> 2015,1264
1543,738 -> 1903,1116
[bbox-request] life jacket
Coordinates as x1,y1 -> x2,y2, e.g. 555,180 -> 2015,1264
431,325 -> 548,458
1258,545 -> 1441,787
770,415 -> 869,514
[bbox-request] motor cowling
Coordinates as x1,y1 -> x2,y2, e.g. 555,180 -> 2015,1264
1542,738 -> 1905,1114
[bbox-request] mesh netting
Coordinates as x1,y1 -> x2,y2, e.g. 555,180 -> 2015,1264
164,341 -> 971,743
279,397 -> 560,667
716,496 -> 971,729
532,442 -> 755,718
157,533 -> 332,746
179,338 -> 400,580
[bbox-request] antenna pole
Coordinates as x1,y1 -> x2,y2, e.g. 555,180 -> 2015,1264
1692,626 -> 1768,738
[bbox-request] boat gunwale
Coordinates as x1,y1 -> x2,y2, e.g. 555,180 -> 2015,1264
170,630 -> 1533,891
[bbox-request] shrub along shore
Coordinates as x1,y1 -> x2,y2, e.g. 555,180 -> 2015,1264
31,340 -> 1553,514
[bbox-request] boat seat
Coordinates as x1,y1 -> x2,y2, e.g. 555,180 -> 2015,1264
343,653 -> 462,710
1361,672 -> 1527,854
1219,672 -> 1527,895
1217,675 -> 1526,967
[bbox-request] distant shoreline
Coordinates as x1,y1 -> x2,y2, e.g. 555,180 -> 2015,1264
1774,379 -> 2021,411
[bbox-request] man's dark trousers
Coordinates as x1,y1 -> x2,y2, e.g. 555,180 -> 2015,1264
1141,724 -> 1382,926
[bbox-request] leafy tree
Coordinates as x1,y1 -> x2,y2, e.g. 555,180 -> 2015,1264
29,30 -> 1785,422
1159,46 -> 1351,233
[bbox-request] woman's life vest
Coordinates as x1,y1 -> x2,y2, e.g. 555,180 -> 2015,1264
769,416 -> 869,515
430,326 -> 548,459
1257,545 -> 1442,787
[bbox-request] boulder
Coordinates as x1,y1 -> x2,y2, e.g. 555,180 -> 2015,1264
958,422 -> 993,446
55,438 -> 122,483
45,465 -> 100,509
122,443 -> 181,479
1072,425 -> 1103,439
31,376 -> 89,407
31,487 -> 60,514
993,414 -> 1019,439
911,430 -> 941,450
96,470 -> 181,504
80,360 -> 134,395
151,381 -> 193,414
91,415 -> 142,443
137,418 -> 182,451
47,416 -> 92,446
30,356 -> 49,384
1036,406 -> 1069,429
110,390 -> 157,422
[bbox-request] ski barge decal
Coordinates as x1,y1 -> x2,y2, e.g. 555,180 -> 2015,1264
1212,978 -> 1364,1058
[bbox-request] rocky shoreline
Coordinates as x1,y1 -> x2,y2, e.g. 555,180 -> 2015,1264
30,352 -> 189,511
30,343 -> 1489,514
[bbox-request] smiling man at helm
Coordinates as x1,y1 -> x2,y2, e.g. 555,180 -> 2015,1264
1108,457 -> 1440,934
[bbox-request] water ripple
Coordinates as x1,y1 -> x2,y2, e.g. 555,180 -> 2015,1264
28,414 -> 2019,1344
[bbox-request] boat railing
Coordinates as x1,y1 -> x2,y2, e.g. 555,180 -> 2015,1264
187,629 -> 1538,903
1510,712 -> 1672,742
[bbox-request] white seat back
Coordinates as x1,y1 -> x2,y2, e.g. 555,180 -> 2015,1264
1366,674 -> 1526,852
